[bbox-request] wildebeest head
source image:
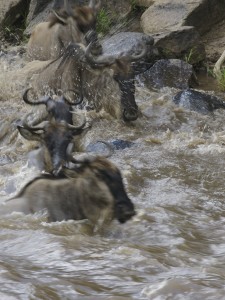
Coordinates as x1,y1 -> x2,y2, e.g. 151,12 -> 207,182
49,0 -> 102,55
64,156 -> 136,223
22,88 -> 83,125
17,116 -> 86,176
30,41 -> 146,122
85,43 -> 147,121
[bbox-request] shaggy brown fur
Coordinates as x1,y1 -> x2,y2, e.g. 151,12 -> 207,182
2,157 -> 135,226
27,1 -> 102,61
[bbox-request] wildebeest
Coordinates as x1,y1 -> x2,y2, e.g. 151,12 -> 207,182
17,113 -> 87,175
2,157 -> 136,226
30,41 -> 147,121
27,0 -> 102,61
22,88 -> 83,125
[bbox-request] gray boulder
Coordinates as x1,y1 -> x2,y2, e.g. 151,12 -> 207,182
173,89 -> 225,114
86,140 -> 135,153
140,0 -> 225,64
139,59 -> 195,90
0,0 -> 26,26
141,0 -> 225,35
101,32 -> 159,74
153,26 -> 206,64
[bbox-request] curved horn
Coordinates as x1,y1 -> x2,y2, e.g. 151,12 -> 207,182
64,0 -> 73,15
17,123 -> 46,133
85,42 -> 115,67
64,0 -> 70,12
67,140 -> 113,165
89,0 -> 95,8
67,114 -> 86,130
129,44 -> 147,61
49,10 -> 68,26
89,0 -> 101,11
23,120 -> 49,131
23,88 -> 51,106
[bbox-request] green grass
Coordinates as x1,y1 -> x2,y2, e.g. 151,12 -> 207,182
131,0 -> 137,10
185,48 -> 194,64
96,8 -> 112,35
218,68 -> 225,91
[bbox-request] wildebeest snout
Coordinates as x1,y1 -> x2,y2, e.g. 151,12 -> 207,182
115,200 -> 136,223
123,106 -> 139,122
95,161 -> 136,223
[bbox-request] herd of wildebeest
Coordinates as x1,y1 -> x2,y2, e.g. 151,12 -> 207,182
1,0 -> 141,227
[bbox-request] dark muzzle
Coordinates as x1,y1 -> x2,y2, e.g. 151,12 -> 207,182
123,107 -> 139,122
115,202 -> 136,224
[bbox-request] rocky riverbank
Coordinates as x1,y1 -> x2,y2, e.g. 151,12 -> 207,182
0,0 -> 225,65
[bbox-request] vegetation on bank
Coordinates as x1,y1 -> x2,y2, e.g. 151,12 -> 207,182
96,0 -> 144,36
217,69 -> 225,91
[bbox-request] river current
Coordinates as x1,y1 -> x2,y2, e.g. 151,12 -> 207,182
0,48 -> 225,299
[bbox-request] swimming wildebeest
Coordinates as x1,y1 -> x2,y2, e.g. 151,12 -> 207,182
30,41 -> 147,121
27,0 -> 102,61
2,157 -> 136,226
17,112 -> 87,175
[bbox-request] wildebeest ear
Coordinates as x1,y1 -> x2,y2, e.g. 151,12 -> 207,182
73,7 -> 95,27
48,10 -> 68,28
17,126 -> 43,142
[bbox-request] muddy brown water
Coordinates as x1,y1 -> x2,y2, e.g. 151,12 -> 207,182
1,51 -> 225,299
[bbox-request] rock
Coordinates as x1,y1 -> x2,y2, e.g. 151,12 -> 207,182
25,0 -> 133,36
202,19 -> 225,63
101,32 -> 159,74
24,3 -> 52,36
100,0 -> 131,19
140,0 -> 225,64
139,59 -> 195,90
136,0 -> 154,7
86,139 -> 135,153
110,139 -> 135,150
141,0 -> 225,35
26,0 -> 51,25
0,0 -> 30,42
25,0 -> 94,35
153,26 -> 206,64
173,89 -> 225,114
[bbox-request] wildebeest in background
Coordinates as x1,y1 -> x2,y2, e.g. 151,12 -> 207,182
27,0 -> 102,61
30,42 -> 147,121
2,157 -> 136,226
22,88 -> 83,125
17,111 -> 87,175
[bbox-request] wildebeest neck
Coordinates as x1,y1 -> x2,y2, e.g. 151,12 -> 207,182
115,76 -> 138,122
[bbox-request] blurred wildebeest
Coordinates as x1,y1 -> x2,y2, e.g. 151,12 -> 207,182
30,42 -> 147,121
2,157 -> 136,226
22,88 -> 83,125
27,0 -> 102,61
17,112 -> 87,175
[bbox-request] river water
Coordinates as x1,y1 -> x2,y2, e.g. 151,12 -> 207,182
1,48 -> 225,299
